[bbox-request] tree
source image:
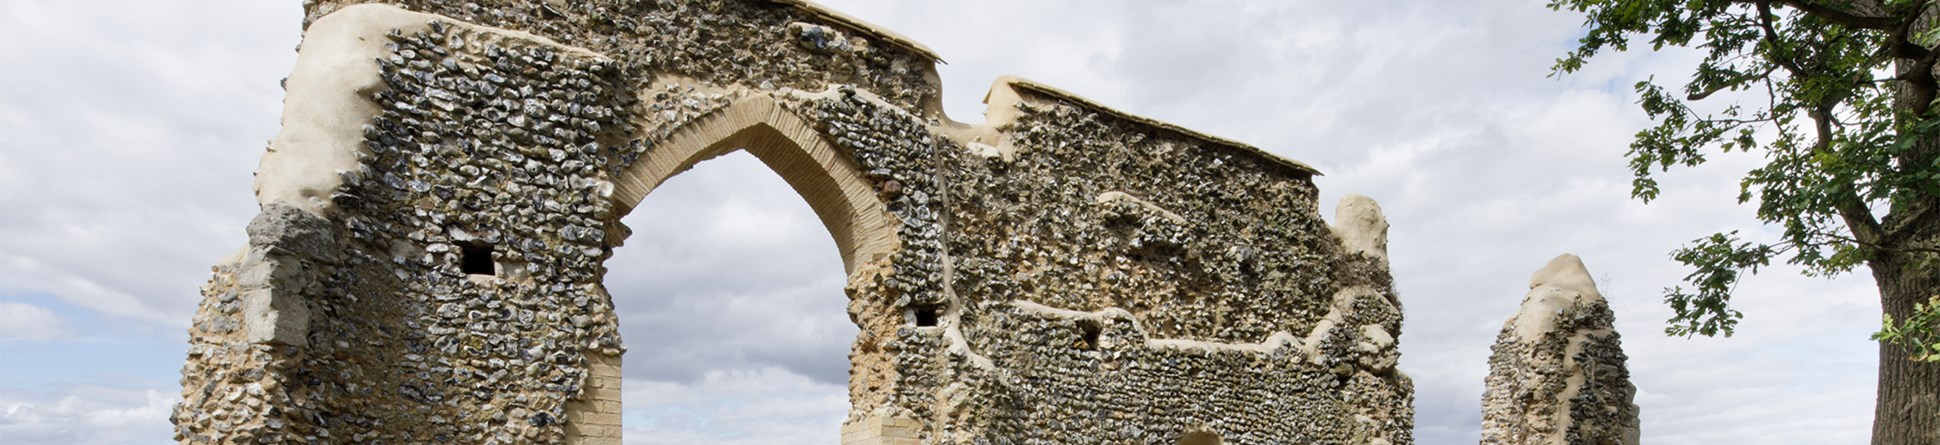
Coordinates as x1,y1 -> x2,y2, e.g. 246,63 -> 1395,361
1545,0 -> 1940,443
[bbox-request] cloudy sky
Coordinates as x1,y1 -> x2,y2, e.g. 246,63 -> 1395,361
0,1 -> 1886,444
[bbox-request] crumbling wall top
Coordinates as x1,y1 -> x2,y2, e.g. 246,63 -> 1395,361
983,75 -> 1322,177
763,0 -> 943,62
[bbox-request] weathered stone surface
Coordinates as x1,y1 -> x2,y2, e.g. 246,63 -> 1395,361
1333,194 -> 1389,267
176,2 -> 1416,444
237,288 -> 309,347
1480,254 -> 1640,445
246,203 -> 339,260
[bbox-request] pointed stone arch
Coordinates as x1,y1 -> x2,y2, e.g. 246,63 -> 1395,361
608,94 -> 899,277
567,93 -> 906,445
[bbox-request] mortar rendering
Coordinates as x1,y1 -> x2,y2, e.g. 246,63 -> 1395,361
172,1 -> 1636,444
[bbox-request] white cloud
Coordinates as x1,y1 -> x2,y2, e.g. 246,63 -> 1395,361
607,151 -> 856,385
621,368 -> 848,445
0,302 -> 70,340
0,0 -> 295,325
0,385 -> 179,445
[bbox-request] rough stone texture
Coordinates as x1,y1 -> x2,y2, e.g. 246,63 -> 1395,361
176,1 -> 1414,444
1480,254 -> 1640,445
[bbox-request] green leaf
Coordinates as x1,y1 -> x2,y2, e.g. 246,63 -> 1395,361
1549,0 -> 1937,344
1662,231 -> 1773,337
1873,295 -> 1940,362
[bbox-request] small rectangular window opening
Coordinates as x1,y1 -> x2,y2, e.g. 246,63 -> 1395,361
911,305 -> 941,327
1076,319 -> 1102,351
460,242 -> 496,275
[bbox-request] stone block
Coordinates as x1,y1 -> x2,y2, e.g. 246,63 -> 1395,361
246,203 -> 339,262
239,288 -> 310,347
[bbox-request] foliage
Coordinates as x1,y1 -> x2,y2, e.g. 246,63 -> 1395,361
1872,294 -> 1940,362
1546,0 -> 1940,340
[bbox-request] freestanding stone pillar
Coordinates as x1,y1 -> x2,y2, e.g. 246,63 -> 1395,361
1480,254 -> 1640,445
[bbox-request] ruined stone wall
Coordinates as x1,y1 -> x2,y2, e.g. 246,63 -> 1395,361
178,15 -> 637,444
886,85 -> 1412,443
301,0 -> 943,110
953,90 -> 1341,343
177,1 -> 1413,444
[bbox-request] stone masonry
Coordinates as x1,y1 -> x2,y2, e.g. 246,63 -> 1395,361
1480,254 -> 1641,445
175,1 -> 1419,444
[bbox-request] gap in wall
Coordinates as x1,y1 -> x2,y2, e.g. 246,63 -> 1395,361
602,151 -> 856,444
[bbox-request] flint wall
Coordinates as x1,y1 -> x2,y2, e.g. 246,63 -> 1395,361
175,1 -> 1413,443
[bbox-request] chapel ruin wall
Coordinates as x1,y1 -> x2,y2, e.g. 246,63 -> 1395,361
175,1 -> 1417,443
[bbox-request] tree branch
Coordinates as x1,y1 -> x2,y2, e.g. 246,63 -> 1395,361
1748,4 -> 1882,251
1887,3 -> 1932,61
1733,0 -> 1899,30
1885,3 -> 1939,247
1808,103 -> 1891,246
1807,225 -> 1940,254
1756,2 -> 1811,78
1689,65 -> 1780,100
1903,48 -> 1940,116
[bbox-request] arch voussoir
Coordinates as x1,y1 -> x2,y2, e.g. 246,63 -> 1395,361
610,93 -> 897,277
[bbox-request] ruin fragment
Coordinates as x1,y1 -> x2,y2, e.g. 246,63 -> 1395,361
1480,254 -> 1641,445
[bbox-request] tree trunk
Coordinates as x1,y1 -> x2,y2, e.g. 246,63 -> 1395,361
1876,5 -> 1940,443
1869,237 -> 1940,445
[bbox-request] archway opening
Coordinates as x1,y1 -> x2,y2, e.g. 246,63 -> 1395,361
605,150 -> 856,442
